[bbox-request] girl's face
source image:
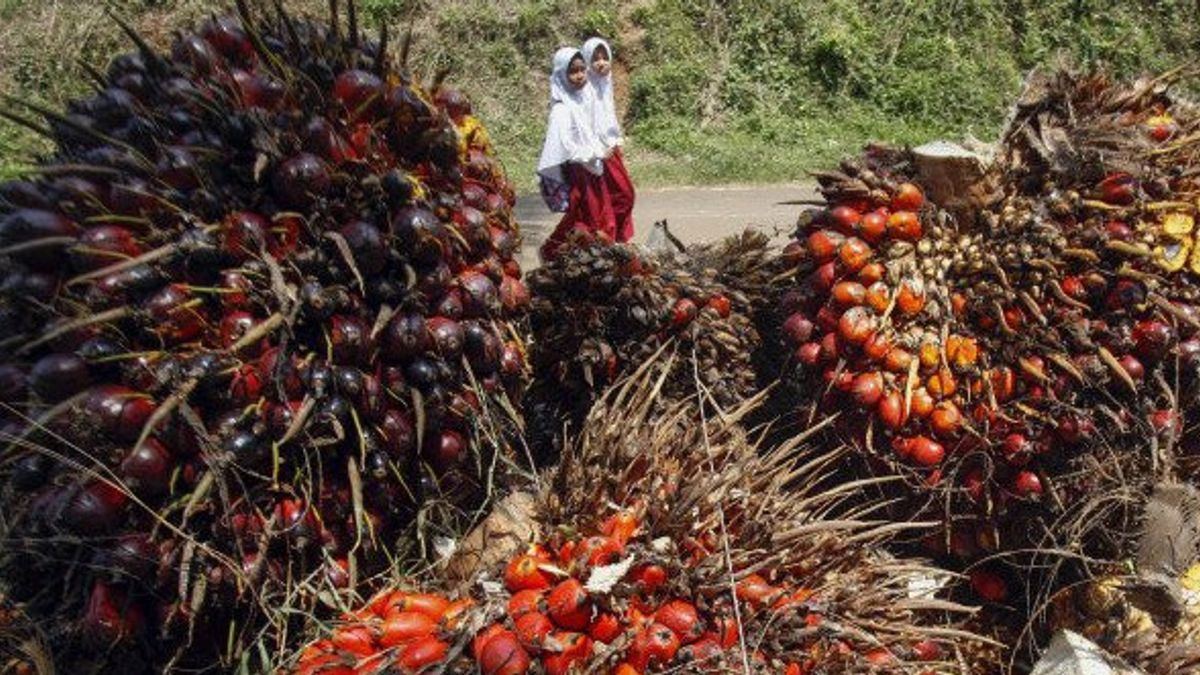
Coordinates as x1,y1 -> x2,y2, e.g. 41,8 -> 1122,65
590,45 -> 611,77
567,57 -> 587,90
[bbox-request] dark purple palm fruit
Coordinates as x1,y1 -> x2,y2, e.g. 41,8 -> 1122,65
0,2 -> 527,672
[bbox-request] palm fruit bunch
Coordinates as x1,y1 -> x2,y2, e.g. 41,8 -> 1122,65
774,69 -> 1200,596
524,235 -> 763,459
1042,482 -> 1200,674
289,362 -> 994,674
0,2 -> 527,670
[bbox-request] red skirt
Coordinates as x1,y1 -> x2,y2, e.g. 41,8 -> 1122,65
539,162 -> 616,262
603,148 -> 635,243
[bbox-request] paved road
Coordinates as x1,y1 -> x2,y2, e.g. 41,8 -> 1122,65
512,183 -> 817,270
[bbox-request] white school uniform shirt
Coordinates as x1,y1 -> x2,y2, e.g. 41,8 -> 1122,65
536,47 -> 606,187
582,37 -> 623,150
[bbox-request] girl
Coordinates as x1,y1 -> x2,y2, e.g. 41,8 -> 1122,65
582,37 -> 635,243
536,47 -> 616,261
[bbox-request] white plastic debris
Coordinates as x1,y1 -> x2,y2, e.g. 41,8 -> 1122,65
1030,630 -> 1145,675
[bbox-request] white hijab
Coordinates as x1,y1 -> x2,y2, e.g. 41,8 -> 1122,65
537,47 -> 604,183
582,37 -> 622,149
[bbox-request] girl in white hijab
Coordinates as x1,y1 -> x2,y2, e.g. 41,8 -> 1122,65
537,47 -> 617,261
582,37 -> 635,243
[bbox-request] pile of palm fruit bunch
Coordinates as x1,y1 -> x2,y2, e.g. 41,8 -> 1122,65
771,67 -> 1200,648
288,362 -> 996,674
0,2 -> 528,671
524,233 -> 770,458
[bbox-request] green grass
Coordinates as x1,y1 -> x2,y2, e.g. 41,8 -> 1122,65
1,0 -> 1199,190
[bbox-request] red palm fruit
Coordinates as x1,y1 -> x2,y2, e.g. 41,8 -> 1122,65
908,436 -> 945,466
838,306 -> 876,345
884,347 -> 913,373
929,402 -> 962,437
926,368 -> 957,399
809,260 -> 838,293
706,294 -> 731,318
119,438 -> 173,497
963,470 -> 986,502
944,335 -> 979,369
575,535 -> 623,568
815,304 -> 841,332
1097,172 -> 1136,205
440,599 -> 474,630
735,575 -> 779,606
831,281 -> 866,306
838,237 -> 872,272
670,298 -> 698,329
547,579 -> 591,631
851,372 -> 884,408
630,564 -> 667,594
474,624 -> 508,661
588,611 -> 623,644
678,635 -> 722,663
896,277 -> 926,315
478,629 -> 531,675
796,342 -> 822,366
1013,470 -> 1043,497
81,581 -> 145,646
541,632 -> 592,675
628,623 -> 682,670
829,205 -> 862,234
1132,320 -> 1174,361
781,240 -> 805,267
600,511 -> 639,545
379,611 -> 436,648
63,479 -> 129,533
1118,354 -> 1145,382
865,648 -> 895,665
989,366 -> 1016,402
331,625 -> 377,657
72,225 -> 143,271
504,555 -> 552,592
891,182 -> 925,211
806,229 -> 843,262
781,314 -> 815,347
970,569 -> 1009,602
878,390 -> 907,430
1002,433 -> 1032,466
654,600 -> 702,644
910,387 -> 935,418
385,593 -> 450,621
712,616 -> 739,649
858,211 -> 888,243
1146,114 -> 1178,141
862,332 -> 891,360
886,211 -> 922,241
399,636 -> 449,671
613,664 -> 641,675
507,590 -> 544,619
514,612 -> 553,652
912,639 -> 943,661
857,261 -> 885,285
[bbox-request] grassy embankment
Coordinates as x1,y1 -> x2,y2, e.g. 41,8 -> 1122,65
2,0 -> 1198,190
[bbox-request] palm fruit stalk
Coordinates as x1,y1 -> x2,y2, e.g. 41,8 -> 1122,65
771,68 -> 1200,608
0,2 -> 529,670
288,360 -> 996,674
524,236 -> 762,459
1042,481 -> 1200,674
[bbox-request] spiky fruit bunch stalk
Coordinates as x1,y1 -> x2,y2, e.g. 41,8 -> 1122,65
772,70 -> 1200,597
525,236 -> 763,457
0,3 -> 528,670
289,362 -> 995,674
